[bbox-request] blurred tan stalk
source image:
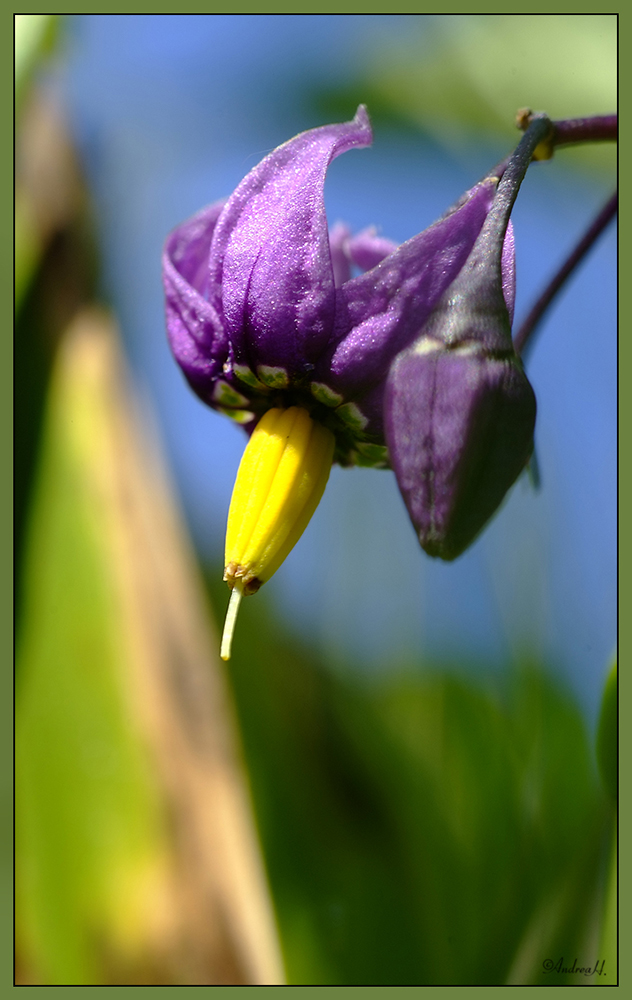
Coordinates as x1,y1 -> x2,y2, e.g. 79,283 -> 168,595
15,66 -> 85,310
19,309 -> 285,985
16,58 -> 284,982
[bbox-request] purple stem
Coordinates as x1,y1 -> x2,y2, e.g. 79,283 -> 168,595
493,112 -> 617,181
549,114 -> 617,148
514,191 -> 618,357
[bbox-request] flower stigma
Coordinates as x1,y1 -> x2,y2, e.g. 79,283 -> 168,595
220,407 -> 335,660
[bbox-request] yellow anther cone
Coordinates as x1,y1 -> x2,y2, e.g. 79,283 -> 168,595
221,406 -> 335,660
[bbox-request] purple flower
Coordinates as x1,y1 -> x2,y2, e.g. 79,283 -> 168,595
163,106 -> 544,566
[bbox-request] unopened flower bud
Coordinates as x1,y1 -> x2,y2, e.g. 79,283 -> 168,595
384,343 -> 535,560
384,115 -> 551,559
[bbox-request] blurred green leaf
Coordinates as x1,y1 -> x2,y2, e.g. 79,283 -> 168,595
210,576 -> 611,985
16,312 -> 285,985
595,826 -> 617,986
15,16 -> 56,90
16,319 -> 169,984
315,15 -> 616,173
14,192 -> 41,309
596,659 -> 617,802
595,659 -> 617,984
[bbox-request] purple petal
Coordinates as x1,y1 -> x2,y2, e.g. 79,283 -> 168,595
359,223 -> 514,448
329,222 -> 352,288
162,201 -> 229,404
384,345 -> 536,560
346,226 -> 398,272
329,223 -> 398,290
167,200 -> 226,296
322,177 -> 498,396
209,106 -> 373,376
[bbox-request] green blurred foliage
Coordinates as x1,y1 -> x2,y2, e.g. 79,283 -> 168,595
16,13 -> 617,985
210,579 -> 611,985
314,14 -> 616,173
16,336 -> 169,984
17,349 -> 611,982
16,308 -> 613,984
595,661 -> 617,985
596,659 -> 617,803
597,827 -> 617,986
15,15 -> 58,110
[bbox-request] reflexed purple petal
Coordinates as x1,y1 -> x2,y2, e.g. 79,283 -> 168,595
163,201 -> 228,403
346,227 -> 398,272
167,200 -> 226,295
329,222 -> 352,288
209,106 -> 373,375
322,177 -> 498,395
384,344 -> 536,560
329,223 -> 398,290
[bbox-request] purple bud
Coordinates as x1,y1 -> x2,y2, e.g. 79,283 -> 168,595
384,345 -> 536,559
384,115 -> 551,559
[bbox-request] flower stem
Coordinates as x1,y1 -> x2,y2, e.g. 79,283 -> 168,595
513,191 -> 617,358
492,112 -> 617,180
473,114 -> 553,274
517,110 -> 617,150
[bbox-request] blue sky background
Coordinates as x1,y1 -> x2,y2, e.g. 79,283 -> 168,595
54,14 -> 616,721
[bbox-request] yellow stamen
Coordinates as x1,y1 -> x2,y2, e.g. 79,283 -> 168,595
220,406 -> 335,660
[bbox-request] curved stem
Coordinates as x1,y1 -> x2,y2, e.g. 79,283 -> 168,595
549,114 -> 618,147
492,112 -> 617,180
516,111 -> 617,160
514,191 -> 618,357
474,115 -> 553,272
